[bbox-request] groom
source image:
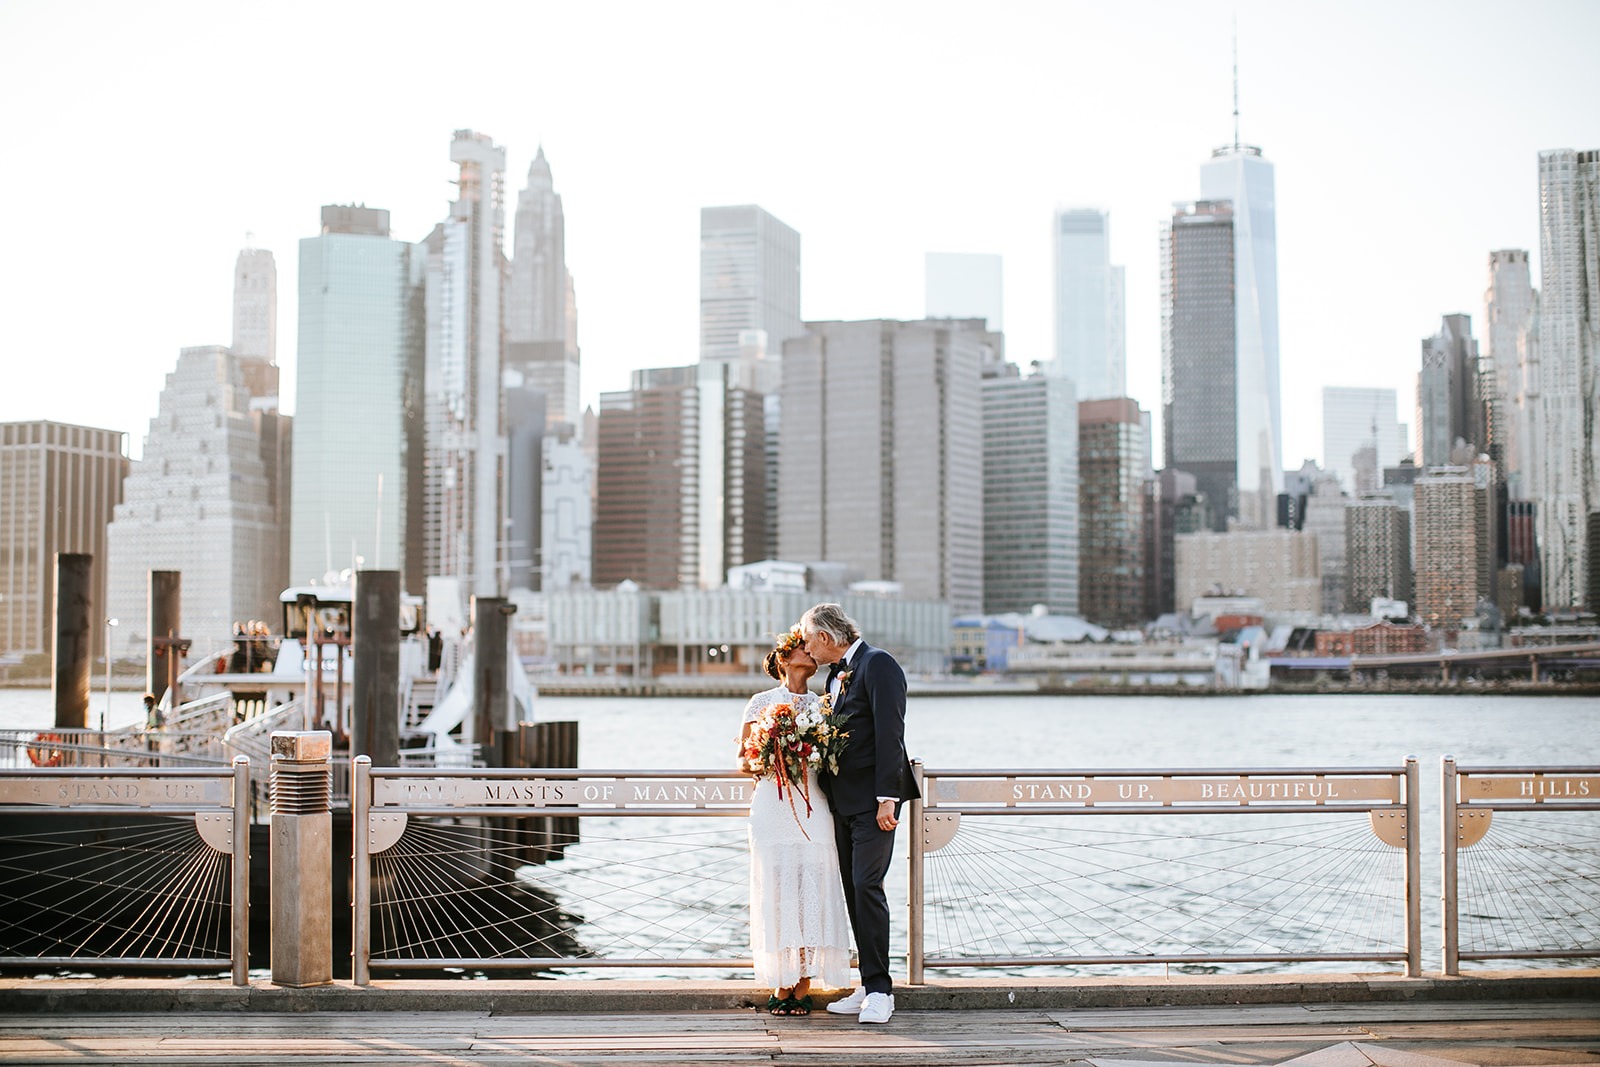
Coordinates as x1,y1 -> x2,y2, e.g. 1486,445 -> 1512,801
800,603 -> 918,1025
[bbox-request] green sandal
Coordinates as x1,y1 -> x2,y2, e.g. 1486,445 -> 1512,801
787,995 -> 813,1016
766,994 -> 786,1015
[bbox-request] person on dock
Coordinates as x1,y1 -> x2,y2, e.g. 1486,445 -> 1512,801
800,603 -> 919,1025
738,628 -> 853,1016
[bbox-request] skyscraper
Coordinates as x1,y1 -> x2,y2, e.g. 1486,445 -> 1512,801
779,319 -> 988,613
1300,472 -> 1348,615
1161,200 -> 1238,531
1533,148 -> 1599,611
1416,314 -> 1483,467
1345,491 -> 1413,612
106,347 -> 281,649
1322,387 -> 1402,495
699,205 -> 802,368
1078,397 -> 1146,626
981,367 -> 1078,616
1413,466 -> 1480,630
507,147 -> 580,430
231,247 -> 277,396
505,147 -> 587,594
699,205 -> 801,565
1052,209 -> 1125,400
593,366 -> 765,591
0,421 -> 126,661
1200,136 -> 1282,522
290,206 -> 414,587
1484,250 -> 1536,497
421,131 -> 508,597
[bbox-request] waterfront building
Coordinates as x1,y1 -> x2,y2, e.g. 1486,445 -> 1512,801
594,365 -> 765,591
926,252 -> 1003,331
1416,314 -> 1483,468
1173,527 -> 1320,616
0,421 -> 127,662
1078,397 -> 1146,627
1052,208 -> 1125,399
419,130 -> 509,597
1322,387 -> 1402,495
290,205 -> 415,588
106,347 -> 281,652
1484,250 -> 1536,497
1345,491 -> 1413,613
1200,137 -> 1283,524
1161,200 -> 1245,530
780,318 -> 988,614
544,586 -> 950,677
1413,466 -> 1481,630
507,147 -> 580,431
1533,148 -> 1600,611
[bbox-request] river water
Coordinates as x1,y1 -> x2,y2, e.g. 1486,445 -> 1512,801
6,688 -> 1590,769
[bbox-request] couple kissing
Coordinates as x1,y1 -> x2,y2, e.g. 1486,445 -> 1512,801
737,602 -> 919,1024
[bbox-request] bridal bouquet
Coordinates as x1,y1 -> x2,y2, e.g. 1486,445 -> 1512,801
741,697 -> 849,819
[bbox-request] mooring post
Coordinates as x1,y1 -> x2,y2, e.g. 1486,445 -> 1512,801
270,730 -> 333,987
52,552 -> 93,730
352,570 -> 400,767
471,596 -> 514,765
147,570 -> 185,708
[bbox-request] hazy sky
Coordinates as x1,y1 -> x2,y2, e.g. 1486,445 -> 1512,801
2,0 -> 1596,468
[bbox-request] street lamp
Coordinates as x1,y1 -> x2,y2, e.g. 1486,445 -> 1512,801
102,618 -> 119,734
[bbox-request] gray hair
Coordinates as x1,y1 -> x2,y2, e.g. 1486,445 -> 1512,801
800,603 -> 860,645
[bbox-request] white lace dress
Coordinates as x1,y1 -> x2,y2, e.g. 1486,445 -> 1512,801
743,686 -> 853,990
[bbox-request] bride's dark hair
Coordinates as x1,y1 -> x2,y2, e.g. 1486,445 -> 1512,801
762,649 -> 783,681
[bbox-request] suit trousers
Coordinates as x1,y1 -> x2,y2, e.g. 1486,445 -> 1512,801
833,808 -> 897,994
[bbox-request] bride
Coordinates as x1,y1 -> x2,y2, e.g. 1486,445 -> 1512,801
738,628 -> 852,1015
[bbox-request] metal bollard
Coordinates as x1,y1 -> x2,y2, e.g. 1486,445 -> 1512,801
270,730 -> 333,987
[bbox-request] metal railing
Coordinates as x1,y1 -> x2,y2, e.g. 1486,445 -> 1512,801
0,727 -> 231,770
351,760 -> 1423,983
0,758 -> 251,984
1442,759 -> 1600,974
909,762 -> 1422,979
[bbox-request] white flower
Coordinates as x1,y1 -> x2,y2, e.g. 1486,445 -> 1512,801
808,750 -> 822,764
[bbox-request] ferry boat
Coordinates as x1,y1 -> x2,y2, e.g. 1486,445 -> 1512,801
155,579 -> 537,786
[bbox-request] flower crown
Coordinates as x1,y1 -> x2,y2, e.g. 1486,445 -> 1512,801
774,628 -> 805,656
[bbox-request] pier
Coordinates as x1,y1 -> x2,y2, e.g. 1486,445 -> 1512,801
1,975 -> 1598,1065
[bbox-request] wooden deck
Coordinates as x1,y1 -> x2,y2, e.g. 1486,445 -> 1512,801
1,1000 -> 1597,1065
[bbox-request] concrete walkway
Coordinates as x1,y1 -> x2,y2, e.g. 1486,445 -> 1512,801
1,974 -> 1596,1066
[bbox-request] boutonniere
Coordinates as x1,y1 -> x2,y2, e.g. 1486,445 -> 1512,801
835,670 -> 852,694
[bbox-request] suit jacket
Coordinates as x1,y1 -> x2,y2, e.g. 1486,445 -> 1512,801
822,642 -> 920,817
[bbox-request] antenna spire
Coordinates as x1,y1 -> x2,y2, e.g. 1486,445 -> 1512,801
1231,16 -> 1241,150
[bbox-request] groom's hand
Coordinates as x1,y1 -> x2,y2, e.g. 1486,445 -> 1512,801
876,799 -> 897,831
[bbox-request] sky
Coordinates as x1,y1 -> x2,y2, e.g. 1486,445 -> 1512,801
2,0 -> 1597,468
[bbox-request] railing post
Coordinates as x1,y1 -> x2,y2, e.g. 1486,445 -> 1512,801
352,755 -> 371,987
1403,755 -> 1421,977
907,759 -> 925,985
270,730 -> 333,987
1441,755 -> 1459,976
231,754 -> 251,987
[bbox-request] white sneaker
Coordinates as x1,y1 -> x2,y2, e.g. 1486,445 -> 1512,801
858,992 -> 894,1024
825,987 -> 867,1014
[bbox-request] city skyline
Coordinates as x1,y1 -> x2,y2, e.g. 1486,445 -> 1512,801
2,1 -> 1597,470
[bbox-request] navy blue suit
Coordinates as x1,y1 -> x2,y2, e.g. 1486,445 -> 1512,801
821,642 -> 918,994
